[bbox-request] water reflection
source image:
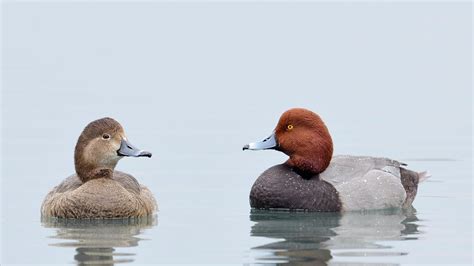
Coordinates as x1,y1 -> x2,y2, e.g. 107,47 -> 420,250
41,216 -> 157,265
250,208 -> 420,265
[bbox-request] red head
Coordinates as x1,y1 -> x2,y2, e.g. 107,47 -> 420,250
243,108 -> 333,175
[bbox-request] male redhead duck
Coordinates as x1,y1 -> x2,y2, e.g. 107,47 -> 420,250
243,108 -> 428,212
41,118 -> 157,218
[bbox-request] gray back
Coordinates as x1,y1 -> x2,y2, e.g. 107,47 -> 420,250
321,155 -> 403,186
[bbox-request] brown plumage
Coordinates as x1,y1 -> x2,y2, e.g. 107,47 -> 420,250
41,118 -> 157,219
275,108 -> 333,176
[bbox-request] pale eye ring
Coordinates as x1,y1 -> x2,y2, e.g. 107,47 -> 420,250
287,124 -> 294,130
102,133 -> 111,140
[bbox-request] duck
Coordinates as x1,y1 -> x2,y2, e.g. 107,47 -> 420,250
41,117 -> 157,219
243,108 -> 429,212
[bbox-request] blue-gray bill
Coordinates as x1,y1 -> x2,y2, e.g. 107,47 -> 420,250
117,139 -> 152,158
243,132 -> 277,151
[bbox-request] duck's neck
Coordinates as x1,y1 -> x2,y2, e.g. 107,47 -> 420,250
76,163 -> 114,183
286,135 -> 333,176
74,145 -> 115,183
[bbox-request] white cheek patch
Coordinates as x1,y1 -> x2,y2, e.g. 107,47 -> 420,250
112,140 -> 121,153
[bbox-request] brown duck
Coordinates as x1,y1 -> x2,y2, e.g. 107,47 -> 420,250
41,118 -> 157,218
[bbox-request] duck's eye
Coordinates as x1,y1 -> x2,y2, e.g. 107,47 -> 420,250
102,133 -> 111,140
287,124 -> 294,131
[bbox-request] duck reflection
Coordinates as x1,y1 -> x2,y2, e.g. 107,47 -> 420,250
250,208 -> 420,265
41,216 -> 157,265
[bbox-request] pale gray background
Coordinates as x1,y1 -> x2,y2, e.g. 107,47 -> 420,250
1,1 -> 472,265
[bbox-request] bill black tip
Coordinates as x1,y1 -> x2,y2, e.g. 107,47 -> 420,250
139,151 -> 152,158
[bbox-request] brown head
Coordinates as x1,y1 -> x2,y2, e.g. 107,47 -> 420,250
74,117 -> 152,182
243,108 -> 333,176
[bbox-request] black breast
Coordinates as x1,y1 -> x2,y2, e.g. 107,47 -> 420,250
249,164 -> 342,212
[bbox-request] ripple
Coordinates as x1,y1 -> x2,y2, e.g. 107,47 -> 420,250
41,216 -> 157,264
249,208 -> 421,265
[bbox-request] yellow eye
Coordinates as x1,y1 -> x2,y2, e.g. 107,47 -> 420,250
287,124 -> 294,130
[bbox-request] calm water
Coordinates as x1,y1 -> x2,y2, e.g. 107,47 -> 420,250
1,2 -> 472,265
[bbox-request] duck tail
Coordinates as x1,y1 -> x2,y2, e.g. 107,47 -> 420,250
401,168 -> 429,208
418,171 -> 431,183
